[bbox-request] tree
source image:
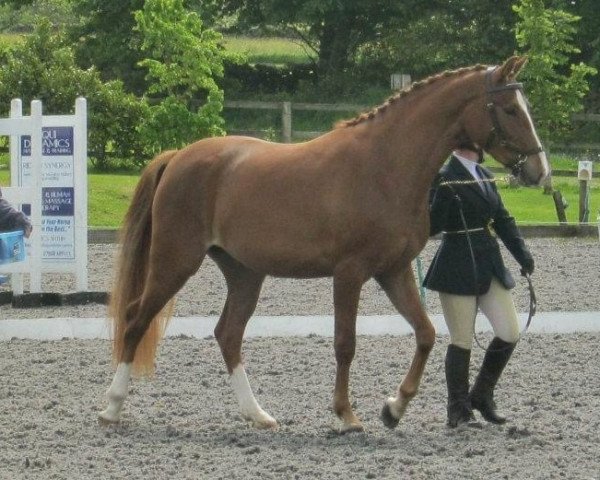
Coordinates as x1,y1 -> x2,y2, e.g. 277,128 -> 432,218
69,0 -> 146,94
513,0 -> 597,141
0,0 -> 75,32
0,20 -> 149,169
562,0 -> 600,109
223,0 -> 410,77
357,1 -> 517,82
135,0 -> 230,152
223,0 -> 523,89
69,0 -> 225,95
0,0 -> 35,7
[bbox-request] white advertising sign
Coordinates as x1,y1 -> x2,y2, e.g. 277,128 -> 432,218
20,127 -> 76,261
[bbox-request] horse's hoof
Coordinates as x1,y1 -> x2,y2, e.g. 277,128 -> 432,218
339,422 -> 365,435
380,403 -> 400,429
244,411 -> 278,430
252,418 -> 278,430
98,411 -> 120,426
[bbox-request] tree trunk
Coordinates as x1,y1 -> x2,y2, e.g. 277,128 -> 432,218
318,14 -> 353,77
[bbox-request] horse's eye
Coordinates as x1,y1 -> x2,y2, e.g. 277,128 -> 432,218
503,107 -> 518,116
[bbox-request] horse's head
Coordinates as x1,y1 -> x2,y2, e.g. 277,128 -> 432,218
462,56 -> 550,185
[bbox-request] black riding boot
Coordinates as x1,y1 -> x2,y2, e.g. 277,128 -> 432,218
469,337 -> 516,424
445,344 -> 475,428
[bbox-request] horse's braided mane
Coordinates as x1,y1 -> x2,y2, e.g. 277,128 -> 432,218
335,64 -> 489,129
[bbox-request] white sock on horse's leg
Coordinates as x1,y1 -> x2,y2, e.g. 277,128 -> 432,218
98,363 -> 132,423
230,364 -> 277,429
385,392 -> 411,420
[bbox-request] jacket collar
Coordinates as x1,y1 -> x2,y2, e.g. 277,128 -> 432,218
447,156 -> 490,202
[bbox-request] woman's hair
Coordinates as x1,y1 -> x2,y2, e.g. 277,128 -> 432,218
456,142 -> 484,164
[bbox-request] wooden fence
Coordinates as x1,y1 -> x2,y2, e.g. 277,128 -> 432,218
224,100 -> 600,152
224,100 -> 367,143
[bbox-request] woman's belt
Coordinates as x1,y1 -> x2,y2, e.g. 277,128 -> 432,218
442,227 -> 486,235
442,219 -> 495,236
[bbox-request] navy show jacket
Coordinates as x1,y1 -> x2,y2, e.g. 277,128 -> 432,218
423,156 -> 533,295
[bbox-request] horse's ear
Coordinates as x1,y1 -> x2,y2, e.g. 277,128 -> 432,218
512,56 -> 528,77
498,55 -> 528,81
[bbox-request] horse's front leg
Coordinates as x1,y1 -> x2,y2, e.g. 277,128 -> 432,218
332,263 -> 367,433
376,265 -> 436,428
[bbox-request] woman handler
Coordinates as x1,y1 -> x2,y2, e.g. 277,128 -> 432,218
424,147 -> 534,428
0,187 -> 32,284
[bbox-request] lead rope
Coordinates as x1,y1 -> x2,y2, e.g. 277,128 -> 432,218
445,183 -> 536,351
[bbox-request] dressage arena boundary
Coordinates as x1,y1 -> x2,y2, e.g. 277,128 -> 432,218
1,311 -> 598,341
86,224 -> 599,245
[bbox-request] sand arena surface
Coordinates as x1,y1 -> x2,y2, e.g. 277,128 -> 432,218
0,237 -> 599,478
1,333 -> 599,479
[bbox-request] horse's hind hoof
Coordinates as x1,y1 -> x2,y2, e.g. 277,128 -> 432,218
251,418 -> 278,430
98,416 -> 118,427
339,422 -> 365,435
242,410 -> 278,430
98,411 -> 120,426
380,403 -> 400,429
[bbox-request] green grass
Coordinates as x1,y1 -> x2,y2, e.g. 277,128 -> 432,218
223,35 -> 312,65
87,172 -> 139,227
550,155 -> 581,171
0,33 -> 24,49
499,180 -> 599,224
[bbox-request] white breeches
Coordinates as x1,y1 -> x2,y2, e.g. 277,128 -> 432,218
438,277 -> 520,350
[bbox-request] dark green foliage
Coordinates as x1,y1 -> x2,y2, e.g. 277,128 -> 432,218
222,62 -> 317,95
0,21 -> 148,169
69,0 -> 147,94
0,0 -> 75,32
514,0 -> 596,142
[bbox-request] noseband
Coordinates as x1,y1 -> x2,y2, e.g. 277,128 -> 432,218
482,69 -> 544,177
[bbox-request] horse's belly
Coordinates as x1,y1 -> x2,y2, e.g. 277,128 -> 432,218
214,224 -> 423,279
219,237 -> 337,278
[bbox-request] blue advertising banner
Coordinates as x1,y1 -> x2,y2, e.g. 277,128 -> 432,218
21,127 -> 74,156
43,187 -> 74,216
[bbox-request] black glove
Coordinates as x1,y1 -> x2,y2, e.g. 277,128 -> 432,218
520,257 -> 534,276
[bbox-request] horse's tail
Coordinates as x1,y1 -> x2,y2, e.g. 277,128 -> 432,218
109,149 -> 178,377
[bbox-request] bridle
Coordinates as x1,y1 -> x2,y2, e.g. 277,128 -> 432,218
481,69 -> 544,177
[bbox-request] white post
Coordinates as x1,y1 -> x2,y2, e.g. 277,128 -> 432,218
74,97 -> 88,291
28,100 -> 43,293
9,99 -> 21,185
9,99 -> 24,293
391,73 -> 412,90
3,100 -> 43,294
282,102 -> 292,143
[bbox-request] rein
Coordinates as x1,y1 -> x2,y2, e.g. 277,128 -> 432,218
440,180 -> 537,349
482,69 -> 544,177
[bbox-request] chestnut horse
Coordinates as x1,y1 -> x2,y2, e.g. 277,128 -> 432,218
99,56 -> 549,432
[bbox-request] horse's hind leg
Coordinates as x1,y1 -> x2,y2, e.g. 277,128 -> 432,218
376,265 -> 436,428
209,248 -> 276,429
99,236 -> 205,424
